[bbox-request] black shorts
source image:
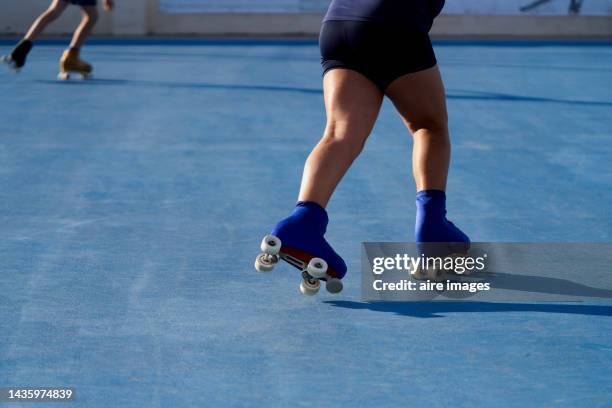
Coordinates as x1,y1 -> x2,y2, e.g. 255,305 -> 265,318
64,0 -> 97,6
320,20 -> 437,91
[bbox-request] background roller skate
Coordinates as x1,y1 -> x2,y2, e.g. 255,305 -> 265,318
58,48 -> 92,80
1,55 -> 18,72
254,202 -> 345,296
1,39 -> 32,73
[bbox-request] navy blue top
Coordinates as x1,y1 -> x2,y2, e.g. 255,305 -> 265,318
324,0 -> 445,31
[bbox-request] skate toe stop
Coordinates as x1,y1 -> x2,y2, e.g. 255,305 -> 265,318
325,278 -> 343,294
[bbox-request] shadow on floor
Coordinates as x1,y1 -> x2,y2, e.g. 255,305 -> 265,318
453,271 -> 612,300
325,300 -> 612,319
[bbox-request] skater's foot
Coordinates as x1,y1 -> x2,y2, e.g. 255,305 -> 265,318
412,190 -> 470,281
2,39 -> 33,72
271,201 -> 347,279
59,48 -> 92,79
415,189 -> 470,255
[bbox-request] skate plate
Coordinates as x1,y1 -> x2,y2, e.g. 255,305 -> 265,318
411,252 -> 473,282
58,71 -> 92,81
255,235 -> 343,296
1,56 -> 20,73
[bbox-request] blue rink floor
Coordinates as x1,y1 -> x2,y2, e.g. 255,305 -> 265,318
0,39 -> 611,407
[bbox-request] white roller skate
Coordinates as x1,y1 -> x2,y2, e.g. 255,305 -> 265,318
58,49 -> 92,80
2,55 -> 20,73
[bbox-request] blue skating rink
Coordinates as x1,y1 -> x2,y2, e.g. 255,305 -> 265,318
1,39 -> 611,407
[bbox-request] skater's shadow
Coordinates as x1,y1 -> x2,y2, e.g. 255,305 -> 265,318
325,300 -> 612,319
466,271 -> 612,299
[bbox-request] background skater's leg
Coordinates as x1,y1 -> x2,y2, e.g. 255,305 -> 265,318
69,5 -> 99,50
59,6 -> 99,78
2,0 -> 68,70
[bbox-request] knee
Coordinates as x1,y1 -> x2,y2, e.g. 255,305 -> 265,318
44,7 -> 64,21
321,122 -> 367,157
408,113 -> 448,136
84,9 -> 99,25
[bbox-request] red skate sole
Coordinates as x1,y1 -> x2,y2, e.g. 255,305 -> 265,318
280,246 -> 340,279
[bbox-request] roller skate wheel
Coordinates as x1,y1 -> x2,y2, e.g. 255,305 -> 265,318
325,278 -> 343,294
79,73 -> 91,80
299,278 -> 320,296
254,253 -> 277,272
2,56 -> 18,72
260,235 -> 281,255
411,266 -> 445,282
411,267 -> 427,280
306,258 -> 327,279
451,254 -> 471,275
428,268 -> 446,282
58,72 -> 70,81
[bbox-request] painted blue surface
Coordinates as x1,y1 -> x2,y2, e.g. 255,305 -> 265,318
0,41 -> 611,407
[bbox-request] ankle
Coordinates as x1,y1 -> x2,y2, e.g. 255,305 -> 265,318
12,39 -> 33,55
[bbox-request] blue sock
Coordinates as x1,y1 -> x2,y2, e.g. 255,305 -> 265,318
277,201 -> 328,236
415,190 -> 470,245
271,201 -> 346,279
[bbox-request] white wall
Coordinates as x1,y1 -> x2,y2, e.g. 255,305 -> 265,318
0,0 -> 145,36
0,0 -> 113,35
1,0 -> 611,38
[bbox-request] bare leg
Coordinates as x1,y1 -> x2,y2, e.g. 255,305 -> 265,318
69,6 -> 99,49
298,69 -> 384,207
385,65 -> 450,192
24,0 -> 69,41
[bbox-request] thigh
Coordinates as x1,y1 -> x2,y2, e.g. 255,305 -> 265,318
49,0 -> 69,12
323,68 -> 384,140
320,20 -> 393,91
80,4 -> 98,17
385,65 -> 448,132
320,21 -> 438,92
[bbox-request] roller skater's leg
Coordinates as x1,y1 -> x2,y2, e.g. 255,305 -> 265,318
298,69 -> 384,207
272,201 -> 347,279
2,0 -> 67,71
69,6 -> 99,50
271,69 -> 382,282
58,5 -> 98,79
386,65 -> 450,192
386,67 -> 469,278
24,0 -> 68,41
386,66 -> 469,247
